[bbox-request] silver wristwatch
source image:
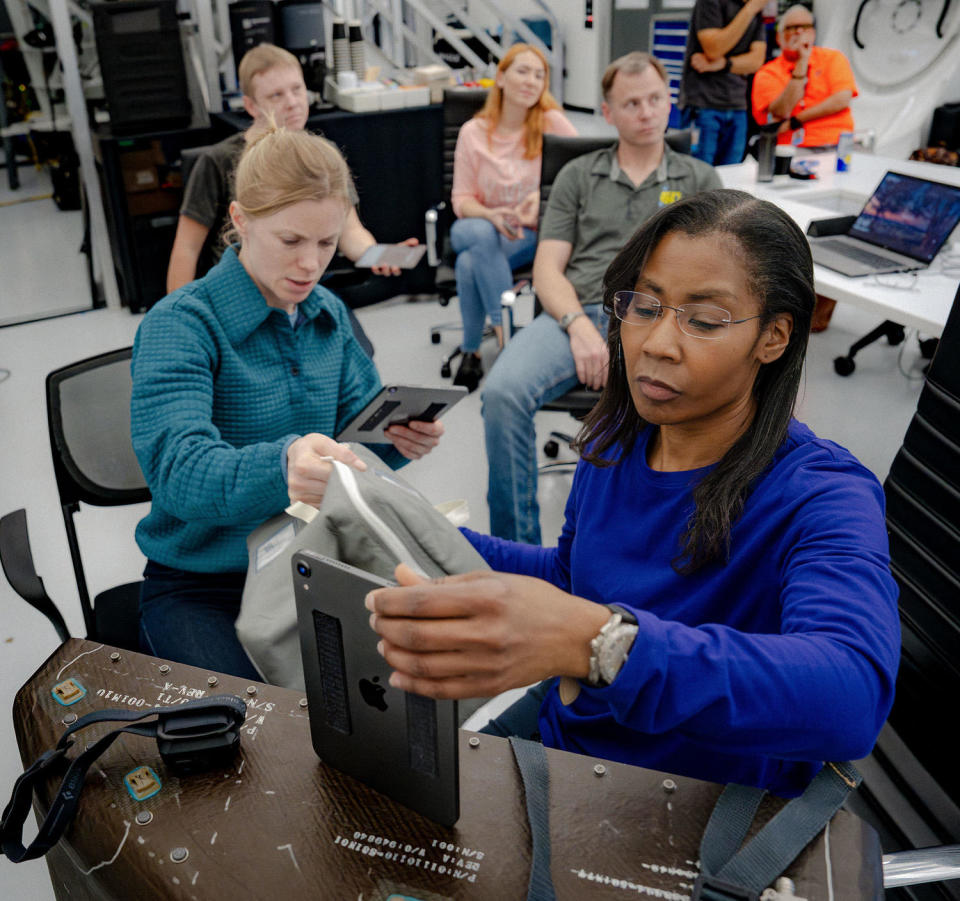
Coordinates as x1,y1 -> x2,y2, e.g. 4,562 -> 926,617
558,310 -> 586,333
586,606 -> 639,687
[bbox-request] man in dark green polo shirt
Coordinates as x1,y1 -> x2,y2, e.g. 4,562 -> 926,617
482,51 -> 722,544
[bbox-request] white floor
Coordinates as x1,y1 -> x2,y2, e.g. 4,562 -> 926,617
0,149 -> 933,899
0,164 -> 90,328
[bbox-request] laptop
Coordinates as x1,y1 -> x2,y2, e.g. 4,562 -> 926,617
293,549 -> 460,826
808,171 -> 960,277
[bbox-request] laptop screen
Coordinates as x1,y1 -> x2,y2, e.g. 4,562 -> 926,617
849,171 -> 960,262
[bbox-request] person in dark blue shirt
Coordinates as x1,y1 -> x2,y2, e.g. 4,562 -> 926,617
364,189 -> 900,796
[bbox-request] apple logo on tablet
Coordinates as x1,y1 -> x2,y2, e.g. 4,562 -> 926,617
359,675 -> 388,712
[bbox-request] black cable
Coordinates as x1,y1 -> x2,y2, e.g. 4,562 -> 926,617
937,0 -> 953,38
853,0 -> 873,49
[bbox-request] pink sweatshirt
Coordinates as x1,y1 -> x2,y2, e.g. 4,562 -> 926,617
451,109 -> 578,220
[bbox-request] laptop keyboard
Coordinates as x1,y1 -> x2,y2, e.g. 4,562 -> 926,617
816,238 -> 902,269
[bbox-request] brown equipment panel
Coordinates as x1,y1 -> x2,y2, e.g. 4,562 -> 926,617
13,640 -> 882,900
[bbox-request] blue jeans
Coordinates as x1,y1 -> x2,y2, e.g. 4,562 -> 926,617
139,560 -> 261,681
451,217 -> 538,352
479,679 -> 553,740
481,304 -> 608,544
685,107 -> 748,166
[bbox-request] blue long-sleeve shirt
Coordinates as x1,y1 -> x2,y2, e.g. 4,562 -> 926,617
464,420 -> 900,796
131,246 -> 401,573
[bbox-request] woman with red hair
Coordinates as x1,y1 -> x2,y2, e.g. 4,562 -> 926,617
450,44 -> 577,390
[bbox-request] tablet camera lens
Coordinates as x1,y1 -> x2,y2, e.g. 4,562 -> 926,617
296,562 -> 311,578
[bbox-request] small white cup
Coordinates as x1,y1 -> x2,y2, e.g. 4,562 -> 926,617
337,71 -> 358,90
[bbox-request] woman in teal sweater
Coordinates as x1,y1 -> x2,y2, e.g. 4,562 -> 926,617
131,126 -> 442,678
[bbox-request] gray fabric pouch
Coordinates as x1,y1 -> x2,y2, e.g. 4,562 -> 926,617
236,444 -> 488,690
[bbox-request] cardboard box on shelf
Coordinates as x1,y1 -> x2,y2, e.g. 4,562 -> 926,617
412,64 -> 452,103
120,155 -> 159,193
401,85 -> 431,107
126,188 -> 180,217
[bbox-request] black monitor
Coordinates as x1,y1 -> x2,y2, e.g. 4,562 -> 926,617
279,0 -> 325,53
278,1 -> 325,92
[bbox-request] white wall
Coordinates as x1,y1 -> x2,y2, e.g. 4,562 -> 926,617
816,0 -> 960,158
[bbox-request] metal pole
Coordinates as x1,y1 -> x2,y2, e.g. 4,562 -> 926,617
47,0 -> 121,309
193,0 -> 223,112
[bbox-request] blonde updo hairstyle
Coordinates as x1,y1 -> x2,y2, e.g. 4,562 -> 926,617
226,124 -> 353,244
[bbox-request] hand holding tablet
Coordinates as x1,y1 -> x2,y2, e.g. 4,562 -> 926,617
336,385 -> 468,444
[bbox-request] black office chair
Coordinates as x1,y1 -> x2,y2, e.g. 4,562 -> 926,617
0,348 -> 150,650
517,129 -> 694,459
843,282 -> 960,895
425,86 -> 490,311
425,87 -> 532,381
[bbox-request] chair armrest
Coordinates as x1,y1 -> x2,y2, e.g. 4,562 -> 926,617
500,280 -> 533,345
883,845 -> 960,888
0,508 -> 71,642
425,201 -> 447,267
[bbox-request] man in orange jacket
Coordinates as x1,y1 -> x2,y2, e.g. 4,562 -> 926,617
752,4 -> 857,148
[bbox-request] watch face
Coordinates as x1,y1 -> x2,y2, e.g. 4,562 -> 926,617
599,626 -> 637,684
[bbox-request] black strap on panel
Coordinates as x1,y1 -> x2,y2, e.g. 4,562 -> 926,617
1,695 -> 245,863
509,735 -> 557,901
693,761 -> 861,899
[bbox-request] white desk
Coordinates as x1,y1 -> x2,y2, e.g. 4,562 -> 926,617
718,153 -> 960,336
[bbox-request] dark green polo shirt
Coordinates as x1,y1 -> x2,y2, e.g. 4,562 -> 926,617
539,143 -> 722,305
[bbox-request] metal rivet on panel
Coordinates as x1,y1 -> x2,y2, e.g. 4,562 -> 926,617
207,676 -> 218,687
662,779 -> 677,793
468,736 -> 480,748
159,664 -> 170,675
170,847 -> 189,863
135,811 -> 153,826
593,764 -> 606,776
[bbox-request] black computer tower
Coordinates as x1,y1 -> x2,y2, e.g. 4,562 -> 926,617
229,1 -> 277,75
91,0 -> 191,133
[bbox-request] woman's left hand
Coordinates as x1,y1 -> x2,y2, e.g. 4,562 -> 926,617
515,191 -> 540,228
365,564 -> 610,699
384,419 -> 444,460
371,237 -> 420,277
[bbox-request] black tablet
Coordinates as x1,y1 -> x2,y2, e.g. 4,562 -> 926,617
293,550 -> 460,826
336,384 -> 467,443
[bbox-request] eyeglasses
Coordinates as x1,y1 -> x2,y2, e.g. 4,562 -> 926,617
620,93 -> 669,112
781,23 -> 815,34
613,291 -> 761,340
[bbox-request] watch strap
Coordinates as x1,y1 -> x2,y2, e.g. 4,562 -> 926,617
559,311 -> 586,333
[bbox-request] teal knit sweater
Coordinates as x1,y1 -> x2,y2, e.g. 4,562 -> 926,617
131,247 -> 399,573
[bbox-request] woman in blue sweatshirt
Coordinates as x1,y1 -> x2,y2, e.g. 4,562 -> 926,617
366,189 -> 900,796
131,126 -> 442,679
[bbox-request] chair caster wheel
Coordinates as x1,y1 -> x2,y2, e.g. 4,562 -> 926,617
888,326 -> 906,347
919,337 -> 939,359
833,356 -> 855,376
431,332 -> 441,344
440,363 -> 451,378
439,296 -> 450,307
544,440 -> 560,459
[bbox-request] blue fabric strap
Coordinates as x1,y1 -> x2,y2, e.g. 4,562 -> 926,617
697,762 -> 861,896
509,736 -> 557,901
699,783 -> 766,876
